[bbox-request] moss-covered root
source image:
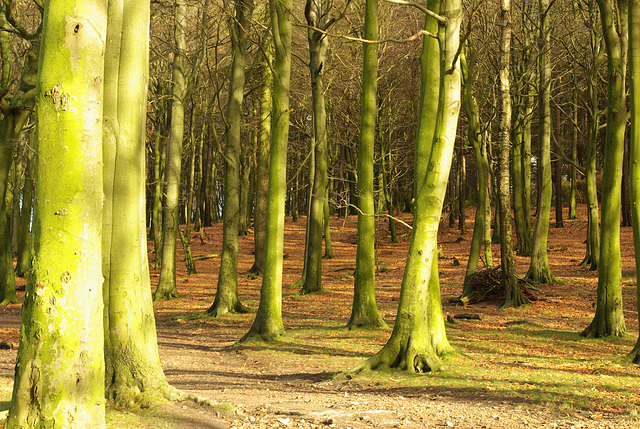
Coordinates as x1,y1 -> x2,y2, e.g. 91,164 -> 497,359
627,340 -> 640,364
153,288 -> 179,301
499,289 -> 530,309
353,339 -> 443,374
525,264 -> 560,285
206,299 -> 251,317
346,315 -> 388,330
0,296 -> 17,307
581,317 -> 626,338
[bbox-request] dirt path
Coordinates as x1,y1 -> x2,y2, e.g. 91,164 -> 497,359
1,206 -> 640,428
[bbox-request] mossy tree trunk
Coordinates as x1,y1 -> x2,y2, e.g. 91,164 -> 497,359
526,0 -> 558,285
102,0 -> 180,406
249,40 -> 272,275
582,0 -> 628,338
15,137 -> 34,278
581,1 -> 603,270
301,0 -> 335,295
208,0 -> 253,316
6,1 -> 107,425
347,0 -> 386,329
0,9 -> 39,304
498,0 -> 529,308
155,0 -> 187,301
627,0 -> 640,363
242,0 -> 292,341
461,47 -> 491,295
356,0 -> 458,371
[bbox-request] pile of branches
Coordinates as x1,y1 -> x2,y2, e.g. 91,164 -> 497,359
455,266 -> 538,305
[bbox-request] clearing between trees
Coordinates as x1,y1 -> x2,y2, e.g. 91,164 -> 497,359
1,205 -> 640,429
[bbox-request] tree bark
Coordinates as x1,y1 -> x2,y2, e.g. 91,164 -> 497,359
242,0 -> 292,341
499,0 -> 529,307
525,0 -> 558,284
348,0 -> 386,328
582,0 -> 628,338
208,0 -> 253,316
155,0 -> 187,301
7,2 -> 107,425
356,0 -> 458,371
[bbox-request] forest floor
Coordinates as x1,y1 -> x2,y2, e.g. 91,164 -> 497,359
2,205 -> 640,428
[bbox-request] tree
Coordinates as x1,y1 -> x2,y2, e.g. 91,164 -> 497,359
242,0 -> 292,341
208,0 -> 254,316
248,39 -> 272,275
512,4 -> 534,256
0,2 -> 40,305
347,0 -> 386,329
525,0 -> 558,285
356,0 -> 459,372
155,0 -> 187,301
582,0 -> 628,338
6,0 -> 108,425
102,0 -> 180,405
627,0 -> 640,363
497,0 -> 529,308
461,46 -> 492,295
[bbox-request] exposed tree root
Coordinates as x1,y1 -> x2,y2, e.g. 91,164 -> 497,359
581,319 -> 626,338
0,296 -> 18,307
153,289 -> 179,301
346,314 -> 388,330
206,300 -> 251,317
353,337 -> 443,374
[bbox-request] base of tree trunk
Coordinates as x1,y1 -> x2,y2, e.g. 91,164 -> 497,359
346,314 -> 388,330
354,337 -> 444,374
0,296 -> 17,307
206,300 -> 251,317
627,340 -> 640,364
153,288 -> 180,301
240,320 -> 285,342
525,264 -> 560,285
581,318 -> 626,338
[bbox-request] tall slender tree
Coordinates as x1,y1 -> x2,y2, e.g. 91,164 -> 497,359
102,0 -> 180,405
242,0 -> 292,341
582,0 -> 628,338
208,0 -> 254,316
627,0 -> 640,363
347,0 -> 386,328
356,0 -> 459,372
6,0 -> 107,425
498,0 -> 529,308
248,39 -> 273,275
525,0 -> 558,284
155,0 -> 187,300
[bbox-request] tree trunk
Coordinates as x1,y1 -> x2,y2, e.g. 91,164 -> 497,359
7,1 -> 107,425
302,0 -> 333,295
242,0 -> 292,341
581,5 -> 603,270
347,0 -> 386,328
582,0 -> 628,338
356,0 -> 458,371
15,135 -> 34,278
249,41 -> 272,274
208,0 -> 253,316
101,0 -> 182,406
155,0 -> 187,301
499,0 -> 529,307
461,48 -> 492,294
526,0 -> 557,284
627,0 -> 640,362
